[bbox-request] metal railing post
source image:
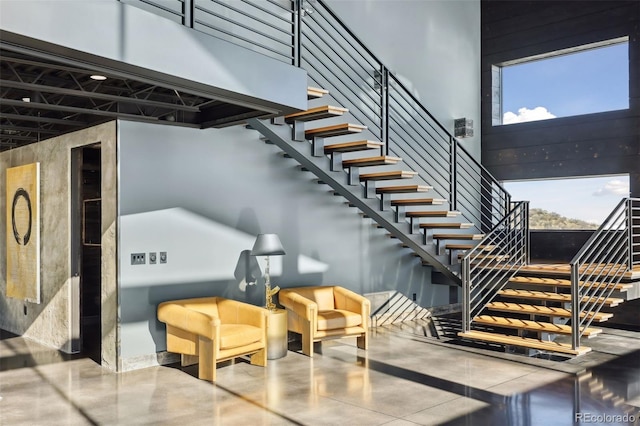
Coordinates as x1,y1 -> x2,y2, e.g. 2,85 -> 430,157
184,0 -> 194,28
462,257 -> 471,333
570,261 -> 581,350
628,198 -> 633,270
450,138 -> 457,211
294,0 -> 302,67
381,66 -> 389,155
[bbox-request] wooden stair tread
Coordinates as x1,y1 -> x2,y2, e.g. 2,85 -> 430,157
342,156 -> 402,167
307,87 -> 328,99
376,185 -> 432,194
391,198 -> 446,206
462,254 -> 510,261
305,123 -> 366,138
324,140 -> 383,153
509,276 -> 632,291
360,170 -> 417,181
406,211 -> 460,218
285,105 -> 347,122
474,315 -> 603,337
498,289 -> 623,307
445,244 -> 495,251
433,233 -> 484,240
458,330 -> 591,356
486,302 -> 614,322
420,222 -> 473,229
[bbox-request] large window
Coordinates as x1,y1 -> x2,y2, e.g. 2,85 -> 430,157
496,38 -> 629,125
504,175 -> 630,229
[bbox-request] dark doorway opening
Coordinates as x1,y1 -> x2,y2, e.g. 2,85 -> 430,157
71,144 -> 102,364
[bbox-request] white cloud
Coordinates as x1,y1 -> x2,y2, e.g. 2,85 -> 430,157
503,107 -> 556,124
593,179 -> 630,197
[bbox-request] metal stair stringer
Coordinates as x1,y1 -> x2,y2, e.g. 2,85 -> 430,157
247,117 -> 462,286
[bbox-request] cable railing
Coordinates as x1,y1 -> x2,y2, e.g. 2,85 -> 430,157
570,197 -> 639,350
461,201 -> 529,333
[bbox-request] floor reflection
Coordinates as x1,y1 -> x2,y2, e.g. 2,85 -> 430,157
439,350 -> 640,425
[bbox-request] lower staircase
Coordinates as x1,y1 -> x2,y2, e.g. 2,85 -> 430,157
458,196 -> 640,357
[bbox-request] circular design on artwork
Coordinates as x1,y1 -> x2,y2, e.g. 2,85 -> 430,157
12,188 -> 32,246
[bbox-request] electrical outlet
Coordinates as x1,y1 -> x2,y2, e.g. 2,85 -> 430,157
159,252 -> 167,264
149,252 -> 157,264
131,253 -> 146,265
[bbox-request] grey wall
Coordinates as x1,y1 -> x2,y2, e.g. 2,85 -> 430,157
481,1 -> 640,196
117,120 -> 450,363
325,0 -> 482,158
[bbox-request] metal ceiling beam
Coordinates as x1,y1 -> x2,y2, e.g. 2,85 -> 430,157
0,112 -> 86,126
1,98 -> 161,121
0,124 -> 59,134
0,134 -> 37,141
0,79 -> 201,112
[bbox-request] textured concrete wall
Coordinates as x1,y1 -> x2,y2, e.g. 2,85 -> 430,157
0,122 -> 118,370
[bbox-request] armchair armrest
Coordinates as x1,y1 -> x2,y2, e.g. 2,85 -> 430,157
158,302 -> 220,339
333,286 -> 371,319
279,290 -> 317,321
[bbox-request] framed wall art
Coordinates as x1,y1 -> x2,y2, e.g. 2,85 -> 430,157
6,162 -> 40,303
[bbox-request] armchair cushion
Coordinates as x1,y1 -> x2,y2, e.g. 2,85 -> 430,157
219,324 -> 263,349
317,310 -> 363,331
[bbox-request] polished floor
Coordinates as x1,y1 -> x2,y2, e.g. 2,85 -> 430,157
1,326 -> 639,426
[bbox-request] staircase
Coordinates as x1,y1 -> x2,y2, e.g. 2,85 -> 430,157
249,87 -> 484,284
458,198 -> 640,357
248,0 -> 639,359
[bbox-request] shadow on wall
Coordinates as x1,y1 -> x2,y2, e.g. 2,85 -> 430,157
117,207 -> 329,352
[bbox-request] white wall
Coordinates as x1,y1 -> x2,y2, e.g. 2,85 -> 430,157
324,0 -> 481,156
117,120 -> 449,363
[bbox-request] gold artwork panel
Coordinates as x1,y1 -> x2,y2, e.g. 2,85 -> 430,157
6,163 -> 40,303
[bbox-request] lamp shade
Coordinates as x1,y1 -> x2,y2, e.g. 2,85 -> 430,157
250,234 -> 285,256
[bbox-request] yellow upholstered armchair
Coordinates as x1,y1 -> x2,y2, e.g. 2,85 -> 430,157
157,297 -> 268,382
279,286 -> 370,357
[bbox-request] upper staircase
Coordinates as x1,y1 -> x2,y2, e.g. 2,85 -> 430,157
249,87 -> 484,284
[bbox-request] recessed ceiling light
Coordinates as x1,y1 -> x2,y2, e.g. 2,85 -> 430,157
22,97 -> 31,102
90,75 -> 107,81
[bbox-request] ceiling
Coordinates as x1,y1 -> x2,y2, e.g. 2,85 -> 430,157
0,47 -> 270,152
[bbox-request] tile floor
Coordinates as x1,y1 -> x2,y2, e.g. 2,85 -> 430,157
1,326 -> 639,425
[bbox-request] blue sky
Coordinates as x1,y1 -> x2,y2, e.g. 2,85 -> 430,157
499,41 -> 630,225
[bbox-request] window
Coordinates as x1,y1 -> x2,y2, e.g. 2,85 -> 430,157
504,175 -> 630,229
494,38 -> 629,126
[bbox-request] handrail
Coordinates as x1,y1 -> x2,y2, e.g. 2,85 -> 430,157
461,201 -> 529,333
301,0 -> 511,231
570,197 -> 639,350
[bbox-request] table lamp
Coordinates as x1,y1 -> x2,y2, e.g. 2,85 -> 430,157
250,233 -> 285,311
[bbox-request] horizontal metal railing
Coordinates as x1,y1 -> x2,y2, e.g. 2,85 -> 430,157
300,0 -> 511,232
461,201 -> 529,332
120,0 -> 297,64
570,197 -> 639,350
121,0 -> 515,247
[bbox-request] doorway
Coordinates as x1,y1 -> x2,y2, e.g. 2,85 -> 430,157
71,144 -> 102,364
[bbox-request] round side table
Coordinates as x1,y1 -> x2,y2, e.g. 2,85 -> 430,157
267,308 -> 288,359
